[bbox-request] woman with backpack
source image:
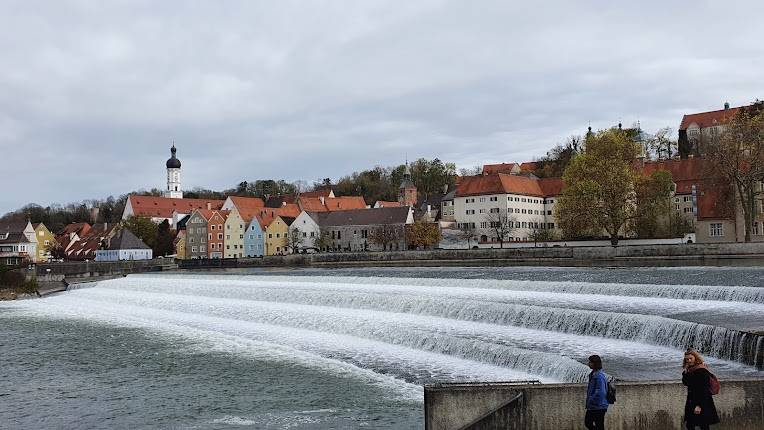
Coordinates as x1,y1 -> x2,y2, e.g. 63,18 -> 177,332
584,354 -> 609,430
682,348 -> 720,430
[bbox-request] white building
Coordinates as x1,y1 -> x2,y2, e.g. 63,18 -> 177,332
289,211 -> 322,251
95,228 -> 152,261
164,144 -> 183,199
453,174 -> 563,242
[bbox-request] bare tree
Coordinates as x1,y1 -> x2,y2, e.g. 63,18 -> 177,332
648,127 -> 678,160
705,102 -> 764,242
458,223 -> 479,249
458,165 -> 483,177
312,231 -> 331,252
484,210 -> 515,248
528,226 -> 557,246
286,227 -> 302,254
369,225 -> 403,251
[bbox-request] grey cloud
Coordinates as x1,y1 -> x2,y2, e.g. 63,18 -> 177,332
2,0 -> 763,214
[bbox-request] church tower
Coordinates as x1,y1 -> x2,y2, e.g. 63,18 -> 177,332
398,162 -> 417,207
164,144 -> 183,199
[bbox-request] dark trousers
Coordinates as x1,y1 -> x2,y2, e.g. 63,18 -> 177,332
686,424 -> 710,430
584,409 -> 606,430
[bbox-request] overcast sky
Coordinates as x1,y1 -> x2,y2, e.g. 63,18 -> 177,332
2,1 -> 762,215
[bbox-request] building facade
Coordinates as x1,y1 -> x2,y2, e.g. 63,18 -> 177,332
223,209 -> 246,258
185,209 -> 210,259
32,223 -> 55,262
314,206 -> 413,252
453,174 -> 563,242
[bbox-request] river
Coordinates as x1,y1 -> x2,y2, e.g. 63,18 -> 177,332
1,266 -> 763,429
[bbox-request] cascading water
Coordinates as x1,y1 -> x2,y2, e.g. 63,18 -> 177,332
6,271 -> 764,382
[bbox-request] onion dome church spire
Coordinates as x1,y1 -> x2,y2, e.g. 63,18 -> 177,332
163,143 -> 183,199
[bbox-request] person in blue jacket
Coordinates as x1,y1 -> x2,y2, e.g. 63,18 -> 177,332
585,354 -> 609,430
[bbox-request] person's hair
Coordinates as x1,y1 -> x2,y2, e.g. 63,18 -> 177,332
684,348 -> 704,367
588,355 -> 603,370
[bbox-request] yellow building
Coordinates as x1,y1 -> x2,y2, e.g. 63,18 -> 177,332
174,230 -> 186,259
224,208 -> 246,258
264,216 -> 292,256
32,223 -> 55,262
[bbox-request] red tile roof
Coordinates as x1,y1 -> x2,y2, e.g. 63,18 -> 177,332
300,189 -> 334,198
640,158 -> 706,194
520,162 -> 539,171
228,196 -> 265,210
59,222 -> 91,237
128,195 -> 224,218
482,163 -> 519,175
680,106 -> 741,130
537,178 -> 565,197
298,196 -> 368,212
257,204 -> 301,220
696,182 -> 734,220
457,173 -> 562,197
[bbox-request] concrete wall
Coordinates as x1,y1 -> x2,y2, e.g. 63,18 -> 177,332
425,379 -> 764,430
178,242 -> 764,270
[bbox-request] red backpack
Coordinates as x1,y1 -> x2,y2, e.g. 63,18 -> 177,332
709,373 -> 720,395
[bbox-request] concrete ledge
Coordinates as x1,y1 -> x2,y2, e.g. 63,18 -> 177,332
425,378 -> 764,430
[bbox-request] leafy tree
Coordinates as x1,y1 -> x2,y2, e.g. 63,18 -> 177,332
369,225 -> 403,251
312,231 -> 332,252
535,135 -> 581,178
705,101 -> 764,242
528,227 -> 558,245
155,220 -> 176,257
556,128 -> 664,246
122,216 -> 159,252
405,221 -> 441,249
629,170 -> 675,238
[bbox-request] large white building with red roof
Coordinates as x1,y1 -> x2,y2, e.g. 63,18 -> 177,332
454,173 -> 564,243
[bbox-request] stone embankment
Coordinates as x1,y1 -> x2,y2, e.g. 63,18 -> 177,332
179,242 -> 764,269
425,379 -> 764,430
0,260 -> 179,299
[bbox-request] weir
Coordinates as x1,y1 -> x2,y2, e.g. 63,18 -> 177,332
424,378 -> 764,430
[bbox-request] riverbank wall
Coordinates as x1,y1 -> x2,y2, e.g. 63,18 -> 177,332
425,379 -> 764,430
179,242 -> 764,269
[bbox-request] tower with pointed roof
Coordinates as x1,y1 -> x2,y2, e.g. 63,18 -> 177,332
164,144 -> 183,199
398,162 -> 417,207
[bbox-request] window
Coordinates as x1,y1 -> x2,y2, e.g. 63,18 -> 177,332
508,221 -> 514,228
337,231 -> 342,240
240,234 -> 244,239
547,210 -> 552,215
44,240 -> 49,246
466,198 -> 475,203
276,233 -> 280,238
218,233 -> 223,240
514,197 -> 520,202
710,223 -> 724,237
548,223 -> 555,229
515,208 -> 520,213
311,232 -> 315,237
226,234 -> 231,240
192,246 -> 197,253
479,197 -> 486,202
190,238 -> 195,243
521,198 -> 527,202
480,222 -> 488,229
674,198 -> 680,203
466,209 -> 475,215
490,208 -> 500,213
211,225 -> 215,230
226,245 -> 230,250
534,210 -> 539,215
227,224 -> 230,230
489,196 -> 498,202
521,222 -> 527,228
521,209 -> 526,214
753,222 -> 761,236
479,209 -> 486,214
208,233 -> 212,240
268,233 -> 273,239
249,234 -> 253,240
39,231 -> 44,236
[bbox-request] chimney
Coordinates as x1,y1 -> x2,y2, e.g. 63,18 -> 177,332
206,202 -> 211,210
320,196 -> 325,205
724,102 -> 730,110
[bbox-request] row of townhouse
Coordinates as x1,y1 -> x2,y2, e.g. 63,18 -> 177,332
0,219 -> 57,264
52,222 -> 152,261
180,195 -> 414,258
